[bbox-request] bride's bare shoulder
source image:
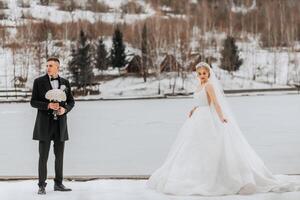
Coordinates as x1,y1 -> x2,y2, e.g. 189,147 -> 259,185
205,83 -> 214,91
205,83 -> 217,97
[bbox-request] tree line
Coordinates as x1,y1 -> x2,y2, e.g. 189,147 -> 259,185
68,24 -> 242,95
68,26 -> 127,95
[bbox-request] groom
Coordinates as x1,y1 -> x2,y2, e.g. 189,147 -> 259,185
30,57 -> 75,195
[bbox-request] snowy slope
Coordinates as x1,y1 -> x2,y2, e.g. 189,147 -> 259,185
99,71 -> 288,98
2,0 -> 155,25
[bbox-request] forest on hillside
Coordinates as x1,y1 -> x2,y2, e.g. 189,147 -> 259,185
0,0 -> 299,97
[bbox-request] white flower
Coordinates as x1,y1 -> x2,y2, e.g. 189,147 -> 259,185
60,85 -> 66,91
45,89 -> 67,102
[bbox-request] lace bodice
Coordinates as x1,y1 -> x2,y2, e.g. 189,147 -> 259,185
193,84 -> 209,107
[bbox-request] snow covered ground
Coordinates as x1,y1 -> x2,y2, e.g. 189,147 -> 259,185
0,94 -> 300,177
2,178 -> 300,200
98,72 -> 291,98
2,0 -> 155,25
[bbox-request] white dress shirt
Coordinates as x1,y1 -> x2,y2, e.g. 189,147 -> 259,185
49,75 -> 59,89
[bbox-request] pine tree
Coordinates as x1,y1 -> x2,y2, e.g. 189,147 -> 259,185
141,23 -> 148,82
95,37 -> 109,73
110,26 -> 126,71
68,29 -> 93,95
220,35 -> 243,72
39,0 -> 49,5
68,47 -> 80,87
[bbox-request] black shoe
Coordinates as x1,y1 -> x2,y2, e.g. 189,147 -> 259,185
54,184 -> 72,192
38,186 -> 46,195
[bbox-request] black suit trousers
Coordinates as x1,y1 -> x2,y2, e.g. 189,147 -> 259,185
38,119 -> 65,187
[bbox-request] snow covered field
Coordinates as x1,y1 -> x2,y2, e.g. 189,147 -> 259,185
2,178 -> 300,200
0,94 -> 299,177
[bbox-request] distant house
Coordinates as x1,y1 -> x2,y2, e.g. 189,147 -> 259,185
160,54 -> 182,72
124,55 -> 142,74
186,54 -> 202,71
122,54 -> 155,75
186,53 -> 217,71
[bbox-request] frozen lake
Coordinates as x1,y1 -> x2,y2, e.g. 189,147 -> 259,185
0,94 -> 300,177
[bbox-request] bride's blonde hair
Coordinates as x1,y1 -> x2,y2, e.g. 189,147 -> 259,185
195,62 -> 211,78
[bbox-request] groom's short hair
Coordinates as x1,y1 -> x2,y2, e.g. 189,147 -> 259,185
47,57 -> 60,64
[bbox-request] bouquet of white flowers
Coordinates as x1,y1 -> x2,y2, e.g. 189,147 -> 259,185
45,85 -> 67,120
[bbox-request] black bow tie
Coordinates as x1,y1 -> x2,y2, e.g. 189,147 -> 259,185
50,77 -> 59,81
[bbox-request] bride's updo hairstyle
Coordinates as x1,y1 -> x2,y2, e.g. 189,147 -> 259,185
195,62 -> 211,78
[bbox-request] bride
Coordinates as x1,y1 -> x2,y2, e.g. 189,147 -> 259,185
147,62 -> 300,196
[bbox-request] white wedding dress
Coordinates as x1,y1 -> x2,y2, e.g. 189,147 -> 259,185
147,67 -> 300,196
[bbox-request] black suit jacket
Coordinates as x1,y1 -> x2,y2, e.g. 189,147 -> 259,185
30,74 -> 75,141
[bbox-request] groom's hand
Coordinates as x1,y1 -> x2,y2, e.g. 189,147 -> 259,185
57,107 -> 66,115
48,103 -> 59,110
